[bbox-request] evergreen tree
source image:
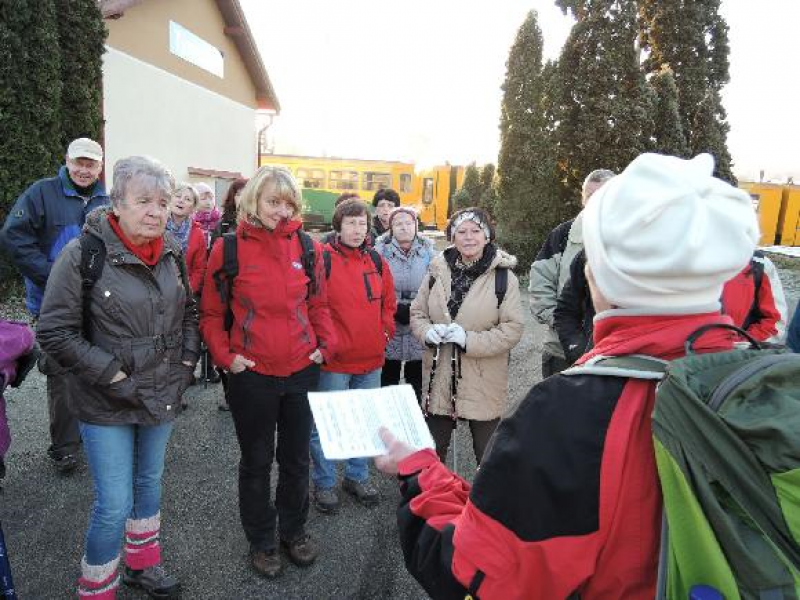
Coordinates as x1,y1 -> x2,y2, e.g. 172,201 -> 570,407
57,0 -> 107,147
495,11 -> 565,267
639,0 -> 733,165
454,162 -> 482,211
690,89 -> 735,184
554,0 -> 654,199
0,0 -> 62,285
479,163 -> 497,213
650,66 -> 689,157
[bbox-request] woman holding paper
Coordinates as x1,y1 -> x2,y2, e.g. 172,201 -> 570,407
200,166 -> 336,580
410,207 -> 524,465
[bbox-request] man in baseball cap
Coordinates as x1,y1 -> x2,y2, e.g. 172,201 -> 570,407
0,137 -> 109,474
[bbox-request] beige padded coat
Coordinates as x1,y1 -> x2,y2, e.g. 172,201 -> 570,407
410,247 -> 524,421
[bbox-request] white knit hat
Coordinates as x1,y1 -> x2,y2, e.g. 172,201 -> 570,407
582,153 -> 760,310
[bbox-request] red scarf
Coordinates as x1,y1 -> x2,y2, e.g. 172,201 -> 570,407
577,312 -> 737,364
108,214 -> 164,267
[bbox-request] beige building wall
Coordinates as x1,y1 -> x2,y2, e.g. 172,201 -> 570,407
104,0 -> 258,109
102,46 -> 257,187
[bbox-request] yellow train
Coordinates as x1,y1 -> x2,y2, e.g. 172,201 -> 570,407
739,182 -> 800,246
259,154 -> 465,231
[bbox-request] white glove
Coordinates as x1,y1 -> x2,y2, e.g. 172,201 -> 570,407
445,323 -> 467,349
425,324 -> 449,346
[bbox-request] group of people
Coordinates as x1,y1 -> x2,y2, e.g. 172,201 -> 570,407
0,138 -> 525,598
2,137 -> 799,599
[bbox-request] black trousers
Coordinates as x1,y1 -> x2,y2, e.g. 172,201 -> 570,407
381,359 -> 423,401
425,414 -> 500,465
37,350 -> 81,458
541,352 -> 571,379
227,364 -> 319,552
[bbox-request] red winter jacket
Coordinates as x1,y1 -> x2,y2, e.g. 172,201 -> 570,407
394,311 -> 736,600
200,219 -> 336,377
186,221 -> 207,294
322,241 -> 396,374
721,255 -> 786,342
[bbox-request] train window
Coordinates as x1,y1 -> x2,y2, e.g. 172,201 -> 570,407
422,178 -> 434,205
362,172 -> 392,191
399,174 -> 412,193
296,168 -> 325,189
330,170 -> 359,190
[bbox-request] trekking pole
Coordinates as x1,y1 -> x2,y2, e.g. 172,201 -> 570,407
202,342 -> 208,390
450,345 -> 458,477
0,522 -> 17,600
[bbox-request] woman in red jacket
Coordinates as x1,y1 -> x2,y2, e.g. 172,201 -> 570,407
166,183 -> 206,294
309,199 -> 396,514
200,166 -> 336,579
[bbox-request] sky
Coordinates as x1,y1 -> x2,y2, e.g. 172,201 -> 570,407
240,0 -> 799,182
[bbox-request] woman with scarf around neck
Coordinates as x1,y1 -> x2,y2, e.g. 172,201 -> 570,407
410,207 -> 524,465
37,156 -> 200,600
166,183 -> 206,295
193,182 -> 221,245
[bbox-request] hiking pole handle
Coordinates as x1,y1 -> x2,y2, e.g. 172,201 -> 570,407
685,323 -> 761,355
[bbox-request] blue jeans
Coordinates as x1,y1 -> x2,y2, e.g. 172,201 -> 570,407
79,421 -> 173,565
310,368 -> 381,489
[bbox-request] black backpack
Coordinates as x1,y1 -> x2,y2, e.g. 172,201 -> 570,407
428,267 -> 509,309
212,230 -> 319,332
321,247 -> 383,278
320,246 -> 384,303
78,232 -> 191,335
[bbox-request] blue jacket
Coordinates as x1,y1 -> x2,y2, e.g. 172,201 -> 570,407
0,166 -> 108,315
374,233 -> 436,362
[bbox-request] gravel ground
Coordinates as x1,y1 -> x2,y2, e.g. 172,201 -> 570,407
0,285 -> 536,600
1,256 -> 797,599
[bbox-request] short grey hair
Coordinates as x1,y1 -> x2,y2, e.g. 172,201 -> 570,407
110,156 -> 174,208
583,169 -> 615,192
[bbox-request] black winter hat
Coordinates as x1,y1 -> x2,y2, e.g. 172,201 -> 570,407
372,188 -> 400,207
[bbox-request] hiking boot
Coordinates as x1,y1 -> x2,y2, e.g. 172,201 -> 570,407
122,565 -> 181,599
49,451 -> 78,474
250,548 -> 283,579
342,478 -> 379,507
280,534 -> 318,567
314,487 -> 340,514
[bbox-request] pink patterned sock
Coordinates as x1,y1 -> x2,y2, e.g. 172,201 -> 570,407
124,514 -> 161,570
77,556 -> 119,599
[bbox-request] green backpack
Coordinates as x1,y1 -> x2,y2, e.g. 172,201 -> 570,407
563,324 -> 800,600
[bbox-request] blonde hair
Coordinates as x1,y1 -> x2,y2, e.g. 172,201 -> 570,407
173,182 -> 198,206
237,166 -> 303,223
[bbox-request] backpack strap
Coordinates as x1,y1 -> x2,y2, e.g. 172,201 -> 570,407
562,354 -> 669,380
495,267 -> 508,309
367,248 -> 383,275
297,229 -> 318,297
79,232 -> 106,336
743,251 -> 765,331
212,232 -> 239,332
322,249 -> 332,279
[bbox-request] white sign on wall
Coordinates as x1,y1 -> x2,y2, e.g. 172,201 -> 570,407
169,21 -> 224,78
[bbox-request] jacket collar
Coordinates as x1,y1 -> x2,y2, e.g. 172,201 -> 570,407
58,166 -> 107,201
579,312 -> 736,364
239,217 -> 302,240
